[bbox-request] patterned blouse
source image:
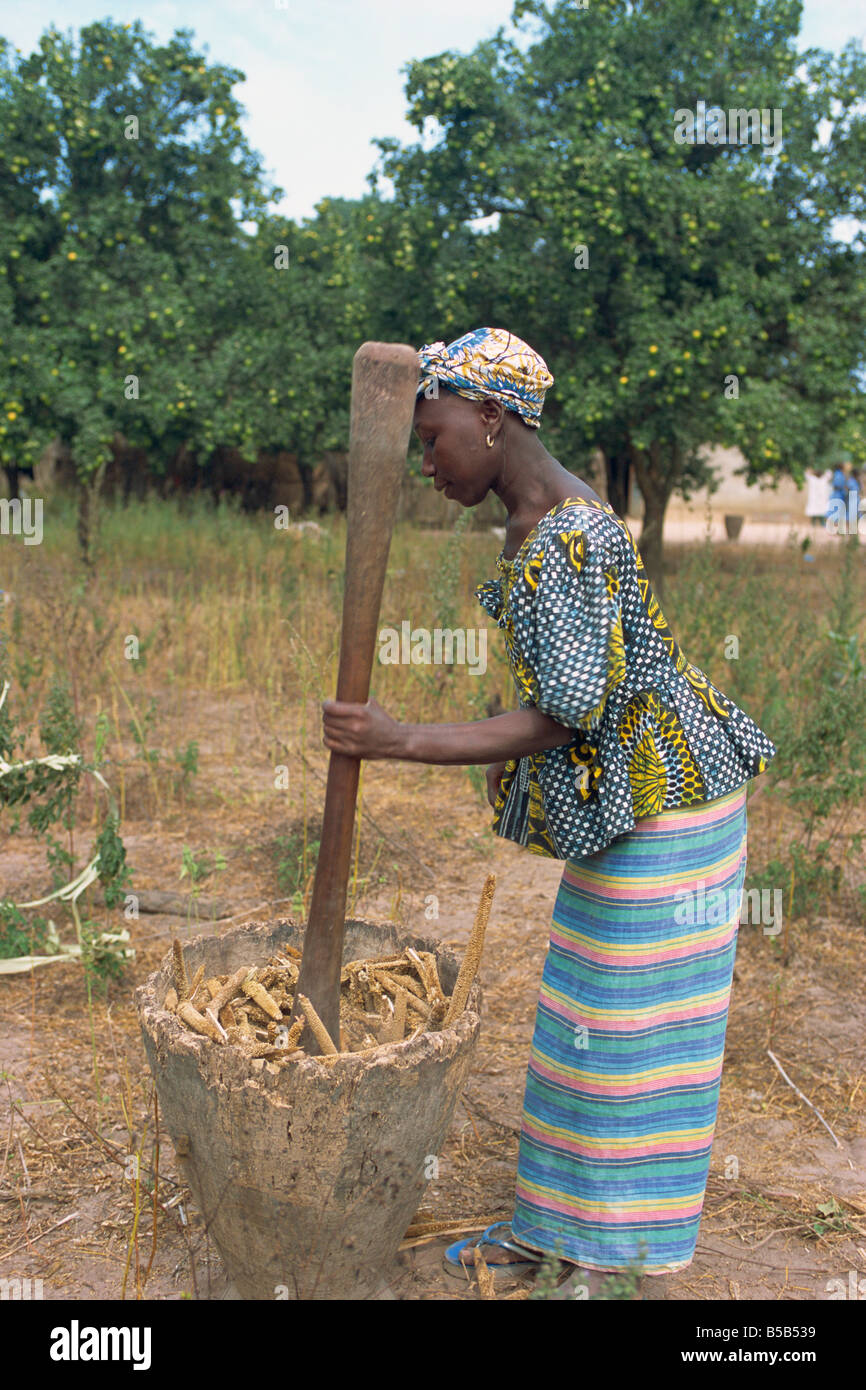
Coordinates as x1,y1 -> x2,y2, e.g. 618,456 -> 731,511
474,497 -> 776,860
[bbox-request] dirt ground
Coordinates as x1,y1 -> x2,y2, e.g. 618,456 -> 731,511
1,686 -> 865,1303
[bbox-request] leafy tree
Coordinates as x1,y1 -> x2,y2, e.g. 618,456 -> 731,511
0,19 -> 277,557
244,190 -> 483,502
0,19 -> 394,533
371,0 -> 866,581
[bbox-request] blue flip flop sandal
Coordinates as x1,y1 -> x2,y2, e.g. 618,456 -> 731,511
444,1221 -> 545,1279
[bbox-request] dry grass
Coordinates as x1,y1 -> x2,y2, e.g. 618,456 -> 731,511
1,492 -> 864,1299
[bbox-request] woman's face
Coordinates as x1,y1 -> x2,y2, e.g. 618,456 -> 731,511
412,387 -> 503,506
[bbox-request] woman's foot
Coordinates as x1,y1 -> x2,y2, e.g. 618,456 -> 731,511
443,1221 -> 547,1279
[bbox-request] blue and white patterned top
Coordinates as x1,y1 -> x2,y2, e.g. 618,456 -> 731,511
474,497 -> 776,860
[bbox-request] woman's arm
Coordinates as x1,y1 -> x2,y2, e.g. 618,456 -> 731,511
321,697 -> 574,765
401,707 -> 575,765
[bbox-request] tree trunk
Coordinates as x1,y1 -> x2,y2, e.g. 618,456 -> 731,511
298,457 -> 314,513
630,444 -> 671,595
2,463 -> 36,499
639,489 -> 668,594
75,461 -> 108,574
321,450 -> 348,512
604,448 -> 631,519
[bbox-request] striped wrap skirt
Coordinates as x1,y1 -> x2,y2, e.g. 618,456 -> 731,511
510,784 -> 748,1275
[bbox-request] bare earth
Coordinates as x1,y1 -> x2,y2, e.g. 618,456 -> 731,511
1,674 -> 864,1303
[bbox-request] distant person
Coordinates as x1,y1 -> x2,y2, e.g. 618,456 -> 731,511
829,463 -> 849,536
845,463 -> 861,540
831,463 -> 847,505
804,466 -> 831,528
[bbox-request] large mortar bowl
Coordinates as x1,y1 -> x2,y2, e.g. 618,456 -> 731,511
135,916 -> 481,1300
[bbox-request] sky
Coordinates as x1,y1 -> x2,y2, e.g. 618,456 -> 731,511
0,0 -> 863,223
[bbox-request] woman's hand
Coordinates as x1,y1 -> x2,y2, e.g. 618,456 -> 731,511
485,760 -> 510,809
321,696 -> 406,760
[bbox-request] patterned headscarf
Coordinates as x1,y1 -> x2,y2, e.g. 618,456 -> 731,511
416,327 -> 554,429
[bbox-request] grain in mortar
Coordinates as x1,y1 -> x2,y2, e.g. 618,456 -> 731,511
177,999 -> 225,1043
241,976 -> 283,1020
169,888 -> 495,1063
172,938 -> 189,999
297,992 -> 338,1055
442,873 -> 496,1028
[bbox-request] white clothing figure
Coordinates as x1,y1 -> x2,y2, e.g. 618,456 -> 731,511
805,468 -> 831,526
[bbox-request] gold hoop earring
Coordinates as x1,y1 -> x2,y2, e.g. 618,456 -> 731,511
486,433 -> 495,448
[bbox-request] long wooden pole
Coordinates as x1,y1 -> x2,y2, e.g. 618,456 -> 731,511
291,342 -> 419,1051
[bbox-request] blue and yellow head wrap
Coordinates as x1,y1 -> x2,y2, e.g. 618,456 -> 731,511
416,327 -> 554,429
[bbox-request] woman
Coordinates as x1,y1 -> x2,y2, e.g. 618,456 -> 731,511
322,327 -> 777,1289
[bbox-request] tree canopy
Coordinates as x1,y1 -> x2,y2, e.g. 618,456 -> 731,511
1,5 -> 864,578
370,0 -> 866,577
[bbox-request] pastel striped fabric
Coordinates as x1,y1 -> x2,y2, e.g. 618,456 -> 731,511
510,784 -> 748,1274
